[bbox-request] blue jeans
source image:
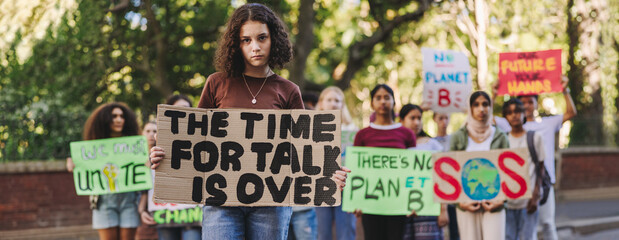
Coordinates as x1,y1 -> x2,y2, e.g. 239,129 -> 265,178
505,208 -> 539,240
202,206 -> 292,240
288,208 -> 317,240
157,227 -> 201,240
315,206 -> 356,240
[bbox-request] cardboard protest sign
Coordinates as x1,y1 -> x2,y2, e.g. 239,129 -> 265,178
422,48 -> 472,113
432,148 -> 532,203
70,136 -> 152,195
154,105 -> 342,207
148,170 -> 201,227
497,49 -> 562,96
342,147 -> 441,216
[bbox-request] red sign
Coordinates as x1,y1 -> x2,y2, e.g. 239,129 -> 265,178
497,49 -> 562,96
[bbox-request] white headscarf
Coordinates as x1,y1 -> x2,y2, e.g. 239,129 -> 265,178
466,91 -> 493,142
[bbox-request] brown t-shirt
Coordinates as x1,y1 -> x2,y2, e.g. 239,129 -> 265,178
198,72 -> 305,110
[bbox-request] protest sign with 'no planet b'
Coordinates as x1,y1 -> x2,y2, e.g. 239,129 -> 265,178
154,105 -> 342,207
422,48 -> 472,113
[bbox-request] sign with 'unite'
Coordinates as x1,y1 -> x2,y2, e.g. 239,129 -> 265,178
70,135 -> 152,195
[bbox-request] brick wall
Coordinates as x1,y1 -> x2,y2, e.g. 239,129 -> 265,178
1,148 -> 618,232
0,162 -> 91,231
558,147 -> 619,190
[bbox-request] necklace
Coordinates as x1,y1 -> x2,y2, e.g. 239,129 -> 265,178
242,70 -> 271,105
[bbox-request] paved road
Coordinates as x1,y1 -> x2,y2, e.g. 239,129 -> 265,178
555,198 -> 619,239
560,228 -> 619,240
556,199 -> 619,222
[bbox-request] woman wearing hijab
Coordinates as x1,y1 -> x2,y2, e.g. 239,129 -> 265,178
449,91 -> 509,240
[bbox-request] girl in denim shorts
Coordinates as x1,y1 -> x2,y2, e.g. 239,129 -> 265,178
68,102 -> 141,240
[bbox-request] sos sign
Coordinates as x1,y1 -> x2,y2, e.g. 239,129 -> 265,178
431,148 -> 533,203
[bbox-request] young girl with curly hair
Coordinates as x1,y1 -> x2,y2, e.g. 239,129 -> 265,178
67,102 -> 141,240
149,4 -> 349,239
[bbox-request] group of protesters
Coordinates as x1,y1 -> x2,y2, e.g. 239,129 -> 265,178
64,3 -> 577,240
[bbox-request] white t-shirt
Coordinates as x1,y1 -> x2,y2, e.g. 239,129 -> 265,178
433,135 -> 451,153
409,137 -> 444,152
495,115 -> 562,183
465,127 -> 495,152
505,132 -> 545,209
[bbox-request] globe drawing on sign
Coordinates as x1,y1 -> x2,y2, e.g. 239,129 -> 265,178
461,158 -> 501,200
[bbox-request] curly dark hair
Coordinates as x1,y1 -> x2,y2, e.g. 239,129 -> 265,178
83,102 -> 139,140
215,3 -> 293,77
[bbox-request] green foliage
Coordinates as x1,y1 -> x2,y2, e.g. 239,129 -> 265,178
0,0 -> 231,161
0,87 -> 89,161
0,0 -> 617,161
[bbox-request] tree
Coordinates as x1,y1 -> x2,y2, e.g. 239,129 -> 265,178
0,0 -> 232,161
2,0 -> 618,161
567,0 -> 616,146
287,0 -> 316,91
336,0 -> 432,91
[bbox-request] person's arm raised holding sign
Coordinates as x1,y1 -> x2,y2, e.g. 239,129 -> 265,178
492,75 -> 576,240
149,4 -> 348,240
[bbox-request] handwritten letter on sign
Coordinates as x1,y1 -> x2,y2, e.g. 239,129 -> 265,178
154,105 -> 342,207
422,48 -> 472,113
148,186 -> 201,227
432,148 -> 532,203
70,136 -> 152,195
342,147 -> 440,216
497,49 -> 562,96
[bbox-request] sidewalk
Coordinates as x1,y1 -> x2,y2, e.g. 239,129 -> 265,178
0,225 -> 97,240
2,192 -> 618,240
555,197 -> 619,239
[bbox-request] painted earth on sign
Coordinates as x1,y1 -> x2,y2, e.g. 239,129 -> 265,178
461,158 -> 501,201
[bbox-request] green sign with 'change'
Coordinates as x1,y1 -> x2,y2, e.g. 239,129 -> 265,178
342,147 -> 440,216
70,136 -> 152,195
153,206 -> 203,227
